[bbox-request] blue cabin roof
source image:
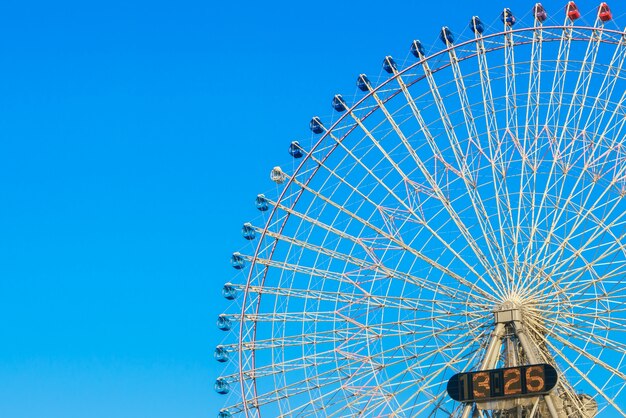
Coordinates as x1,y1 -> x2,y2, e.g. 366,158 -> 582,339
410,40 -> 425,58
214,378 -> 230,394
470,16 -> 484,34
231,252 -> 245,270
242,222 -> 256,240
289,141 -> 303,158
217,314 -> 232,331
332,94 -> 347,112
440,27 -> 454,45
222,283 -> 237,300
309,116 -> 324,134
255,194 -> 269,211
501,8 -> 516,26
382,56 -> 397,74
357,74 -> 371,92
214,345 -> 229,362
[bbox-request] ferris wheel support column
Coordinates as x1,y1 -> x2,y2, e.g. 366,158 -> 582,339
512,321 -> 562,418
460,322 -> 505,418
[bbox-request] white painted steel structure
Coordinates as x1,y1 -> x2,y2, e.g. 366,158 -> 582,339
217,6 -> 626,417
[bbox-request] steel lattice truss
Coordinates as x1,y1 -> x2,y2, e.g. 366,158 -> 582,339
216,6 -> 626,418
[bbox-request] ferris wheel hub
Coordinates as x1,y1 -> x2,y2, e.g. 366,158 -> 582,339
493,296 -> 535,323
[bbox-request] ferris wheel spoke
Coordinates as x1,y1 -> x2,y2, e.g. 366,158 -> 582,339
239,282 -> 488,314
516,20 -> 545,284
540,179 -> 626,272
261,193 -> 494,300
320,103 -> 506,296
579,31 -> 626,142
524,171 -> 626,290
393,380 -> 454,416
551,94 -> 626,214
557,24 -> 604,145
533,215 -> 626,297
361,67 -> 510,289
544,338 -> 626,417
543,233 -> 626,295
413,48 -> 514,288
236,309 -> 487,343
396,392 -> 454,417
523,17 -> 544,150
580,82 -> 626,177
503,22 -> 534,287
231,314 -> 478,357
250,224 -> 473,300
541,283 -> 626,320
379,327 -> 489,413
530,289 -> 623,326
530,143 -> 621,274
393,359 -> 482,416
562,309 -> 626,328
301,133 -> 487,274
473,33 -> 524,288
244,322 -> 482,416
259,271 -> 489,319
294,367 -> 396,416
476,33 -> 510,259
278,172 -> 500,299
524,227 -> 620,298
443,43 -> 518,285
541,315 -> 626,359
543,330 -> 626,397
529,23 -> 608,271
319,328 -> 488,417
522,16 -> 575,272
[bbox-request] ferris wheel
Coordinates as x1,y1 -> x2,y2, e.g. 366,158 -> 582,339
215,2 -> 626,417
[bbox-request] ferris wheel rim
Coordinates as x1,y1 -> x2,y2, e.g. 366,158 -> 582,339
222,16 -> 626,418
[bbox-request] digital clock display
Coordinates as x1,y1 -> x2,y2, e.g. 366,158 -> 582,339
447,364 -> 558,403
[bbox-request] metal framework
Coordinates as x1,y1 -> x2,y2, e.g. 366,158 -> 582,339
216,8 -> 626,418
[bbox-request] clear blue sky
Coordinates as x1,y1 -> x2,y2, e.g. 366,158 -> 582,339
0,1 -> 616,417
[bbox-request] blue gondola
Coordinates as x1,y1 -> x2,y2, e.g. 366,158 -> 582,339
241,222 -> 256,240
440,27 -> 454,45
222,282 -> 237,300
501,8 -> 516,26
383,56 -> 397,74
332,94 -> 347,112
470,16 -> 484,34
309,116 -> 324,134
230,252 -> 245,270
214,378 -> 230,394
288,141 -> 303,158
255,194 -> 269,211
214,345 -> 229,362
357,74 -> 371,92
218,410 -> 232,418
410,40 -> 425,58
217,314 -> 231,331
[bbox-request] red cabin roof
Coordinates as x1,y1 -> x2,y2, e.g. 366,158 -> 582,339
566,1 -> 581,20
599,2 -> 612,22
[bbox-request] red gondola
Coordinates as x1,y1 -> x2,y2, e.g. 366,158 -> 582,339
598,2 -> 612,22
566,1 -> 580,20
